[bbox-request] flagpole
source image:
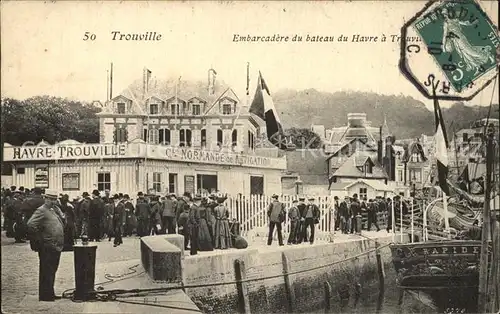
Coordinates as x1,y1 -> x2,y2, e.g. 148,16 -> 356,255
110,62 -> 113,99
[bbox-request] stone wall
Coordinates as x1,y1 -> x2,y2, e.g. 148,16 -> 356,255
181,235 -> 408,313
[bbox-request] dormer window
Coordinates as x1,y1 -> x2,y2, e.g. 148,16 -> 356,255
222,104 -> 232,115
117,103 -> 126,114
364,161 -> 372,174
192,104 -> 201,115
170,103 -> 180,115
150,104 -> 159,115
410,153 -> 421,162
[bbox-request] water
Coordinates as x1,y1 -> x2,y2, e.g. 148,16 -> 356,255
322,270 -> 479,314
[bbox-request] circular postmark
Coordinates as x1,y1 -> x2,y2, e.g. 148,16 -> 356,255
400,0 -> 499,101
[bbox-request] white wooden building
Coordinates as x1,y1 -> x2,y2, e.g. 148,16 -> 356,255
3,73 -> 287,197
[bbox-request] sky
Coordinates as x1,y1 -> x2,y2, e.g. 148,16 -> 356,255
1,1 -> 498,110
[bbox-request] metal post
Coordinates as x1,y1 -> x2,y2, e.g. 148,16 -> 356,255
330,199 -> 335,243
391,199 -> 395,242
400,199 -> 403,242
478,124 -> 494,313
73,241 -> 98,301
410,198 -> 414,243
443,194 -> 451,239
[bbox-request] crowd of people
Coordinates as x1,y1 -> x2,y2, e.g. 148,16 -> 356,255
333,194 -> 410,234
1,186 -> 246,255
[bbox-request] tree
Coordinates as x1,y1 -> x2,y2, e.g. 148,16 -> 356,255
1,96 -> 101,146
284,127 -> 323,149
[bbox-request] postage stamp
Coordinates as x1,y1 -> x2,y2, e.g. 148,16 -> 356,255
400,0 -> 499,100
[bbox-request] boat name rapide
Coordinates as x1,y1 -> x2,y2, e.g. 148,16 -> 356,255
399,245 -> 492,256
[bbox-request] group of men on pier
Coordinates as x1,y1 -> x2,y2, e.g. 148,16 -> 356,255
1,186 -> 246,255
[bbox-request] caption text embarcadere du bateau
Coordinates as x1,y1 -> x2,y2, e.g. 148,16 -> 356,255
232,33 -> 421,43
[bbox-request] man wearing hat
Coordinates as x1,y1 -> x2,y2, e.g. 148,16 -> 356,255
188,195 -> 202,255
111,194 -> 125,247
162,193 -> 178,235
135,192 -> 151,237
79,192 -> 91,238
122,194 -> 135,237
287,200 -> 300,245
27,189 -> 65,301
176,192 -> 191,234
301,197 -> 320,244
266,194 -> 285,246
12,189 -> 27,243
149,195 -> 162,235
88,190 -> 104,242
296,197 -> 307,243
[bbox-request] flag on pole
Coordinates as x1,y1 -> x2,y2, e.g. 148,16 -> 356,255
433,89 -> 450,195
143,68 -> 152,98
246,62 -> 250,96
208,68 -> 217,95
249,71 -> 285,149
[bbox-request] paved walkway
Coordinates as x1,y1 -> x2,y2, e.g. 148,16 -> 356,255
1,233 -> 199,314
1,229 -> 396,313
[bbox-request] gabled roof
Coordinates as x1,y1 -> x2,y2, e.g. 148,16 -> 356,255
344,179 -> 392,191
203,88 -> 243,115
326,138 -> 376,161
330,154 -> 387,180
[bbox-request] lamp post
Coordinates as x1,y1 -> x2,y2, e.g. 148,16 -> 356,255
295,179 -> 303,195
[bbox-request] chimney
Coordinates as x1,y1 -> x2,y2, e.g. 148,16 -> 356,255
377,126 -> 382,164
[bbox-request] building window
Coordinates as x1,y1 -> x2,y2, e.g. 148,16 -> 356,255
97,172 -> 111,191
217,129 -> 223,147
462,133 -> 468,142
222,104 -> 232,115
117,103 -> 126,114
153,172 -> 162,192
170,103 -> 180,115
201,129 -> 207,148
398,170 -> 404,182
17,167 -> 26,174
143,129 -> 148,142
192,104 -> 201,115
113,126 -> 128,143
196,174 -> 218,194
248,131 -> 255,150
410,153 -> 421,162
359,187 -> 367,200
250,176 -> 264,195
159,128 -> 171,145
149,104 -> 159,115
149,128 -> 159,144
409,169 -> 422,183
168,173 -> 177,194
232,129 -> 238,147
364,162 -> 372,174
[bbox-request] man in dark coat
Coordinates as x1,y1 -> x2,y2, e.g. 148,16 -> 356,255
162,193 -> 178,234
350,195 -> 361,234
296,197 -> 306,243
13,190 -> 27,243
339,196 -> 350,234
112,194 -> 125,247
287,199 -> 300,245
88,190 -> 104,241
122,194 -> 135,236
100,190 -> 111,239
187,195 -> 201,255
267,194 -> 285,246
79,192 -> 91,238
302,197 -> 320,244
59,194 -> 76,250
366,199 -> 381,231
27,190 -> 65,301
3,190 -> 15,238
135,192 -> 150,237
149,196 -> 162,235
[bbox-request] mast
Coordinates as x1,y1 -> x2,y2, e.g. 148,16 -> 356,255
478,123 -> 494,313
110,62 -> 113,99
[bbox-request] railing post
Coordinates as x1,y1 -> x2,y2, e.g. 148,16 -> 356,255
234,259 -> 251,314
375,240 -> 385,290
391,199 -> 396,242
324,281 -> 332,313
281,253 -> 296,312
410,198 -> 414,243
399,199 -> 403,242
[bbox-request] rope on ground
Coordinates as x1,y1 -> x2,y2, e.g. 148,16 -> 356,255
68,241 -> 395,302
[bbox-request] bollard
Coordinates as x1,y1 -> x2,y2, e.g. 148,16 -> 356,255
324,281 -> 332,313
73,239 -> 98,301
375,241 -> 385,290
355,215 -> 362,235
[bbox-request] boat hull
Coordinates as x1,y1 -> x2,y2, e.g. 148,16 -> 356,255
390,240 -> 492,290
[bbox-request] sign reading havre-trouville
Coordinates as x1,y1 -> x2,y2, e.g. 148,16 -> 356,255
5,143 -> 281,169
10,144 -> 128,160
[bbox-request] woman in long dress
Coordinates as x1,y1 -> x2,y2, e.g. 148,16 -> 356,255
214,197 -> 232,249
197,200 -> 214,251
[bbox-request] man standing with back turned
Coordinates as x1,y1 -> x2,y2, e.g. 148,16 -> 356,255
27,190 -> 65,302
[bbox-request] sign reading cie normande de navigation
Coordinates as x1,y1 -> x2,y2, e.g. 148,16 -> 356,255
4,142 -> 284,169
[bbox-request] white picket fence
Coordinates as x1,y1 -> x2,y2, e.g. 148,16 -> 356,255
222,194 -> 335,241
